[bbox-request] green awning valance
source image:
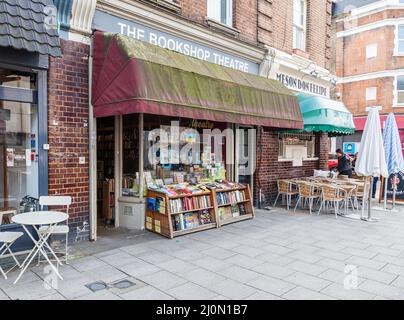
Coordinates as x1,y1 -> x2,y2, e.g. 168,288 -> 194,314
297,93 -> 355,136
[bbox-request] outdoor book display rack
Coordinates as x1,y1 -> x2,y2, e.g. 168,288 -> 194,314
145,184 -> 254,238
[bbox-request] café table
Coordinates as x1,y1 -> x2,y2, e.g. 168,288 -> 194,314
11,211 -> 68,284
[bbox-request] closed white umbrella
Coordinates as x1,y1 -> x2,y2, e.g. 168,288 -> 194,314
355,107 -> 388,221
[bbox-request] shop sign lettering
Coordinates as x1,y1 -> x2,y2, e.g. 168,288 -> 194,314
93,10 -> 259,74
276,73 -> 329,97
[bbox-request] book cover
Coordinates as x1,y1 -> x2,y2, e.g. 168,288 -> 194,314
218,207 -> 226,220
231,204 -> 240,217
147,197 -> 156,212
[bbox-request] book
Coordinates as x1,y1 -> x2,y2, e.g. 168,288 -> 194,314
156,196 -> 166,214
231,204 -> 240,217
183,212 -> 199,229
147,197 -> 156,212
238,203 -> 246,215
199,210 -> 211,225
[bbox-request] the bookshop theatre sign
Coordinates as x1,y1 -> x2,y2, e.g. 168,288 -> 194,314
276,73 -> 329,97
92,10 -> 260,75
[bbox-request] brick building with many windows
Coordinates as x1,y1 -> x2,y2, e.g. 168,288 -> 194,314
334,0 -> 404,153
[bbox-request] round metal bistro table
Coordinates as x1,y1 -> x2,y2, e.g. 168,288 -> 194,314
12,211 -> 68,284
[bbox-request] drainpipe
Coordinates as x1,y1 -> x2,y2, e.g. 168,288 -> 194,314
88,35 -> 97,241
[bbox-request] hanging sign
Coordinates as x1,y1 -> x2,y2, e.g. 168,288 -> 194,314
276,73 -> 329,97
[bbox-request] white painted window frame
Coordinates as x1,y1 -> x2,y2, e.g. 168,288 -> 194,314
207,0 -> 233,27
394,74 -> 404,107
394,24 -> 404,56
293,0 -> 307,51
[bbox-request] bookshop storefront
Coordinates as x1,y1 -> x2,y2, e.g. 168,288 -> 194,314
91,31 -> 303,234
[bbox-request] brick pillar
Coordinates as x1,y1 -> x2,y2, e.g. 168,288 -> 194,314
48,39 -> 90,240
318,132 -> 330,170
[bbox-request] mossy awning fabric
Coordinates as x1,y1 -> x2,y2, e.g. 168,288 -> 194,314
297,93 -> 355,136
92,32 -> 303,129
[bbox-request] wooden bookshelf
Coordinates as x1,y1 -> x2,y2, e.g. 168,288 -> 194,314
145,190 -> 218,238
145,184 -> 254,238
212,184 -> 255,228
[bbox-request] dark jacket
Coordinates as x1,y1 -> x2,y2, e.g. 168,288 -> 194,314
337,154 -> 351,173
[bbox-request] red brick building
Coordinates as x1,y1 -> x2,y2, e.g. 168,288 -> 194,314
1,0 -> 337,244
334,0 -> 404,152
63,0 -> 336,240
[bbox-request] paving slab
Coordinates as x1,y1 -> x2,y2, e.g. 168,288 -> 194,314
284,272 -> 331,291
119,285 -> 174,300
282,286 -> 336,300
166,282 -> 218,300
247,275 -> 296,297
137,270 -> 188,291
211,279 -> 257,300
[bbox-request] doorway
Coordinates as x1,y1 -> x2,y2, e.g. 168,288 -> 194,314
96,116 -> 115,228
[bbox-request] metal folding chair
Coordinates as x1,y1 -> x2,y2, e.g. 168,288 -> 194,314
0,231 -> 23,279
37,196 -> 72,265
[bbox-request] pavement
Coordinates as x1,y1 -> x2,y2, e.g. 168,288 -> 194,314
1,205 -> 404,300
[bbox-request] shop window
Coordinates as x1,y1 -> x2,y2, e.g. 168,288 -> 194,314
397,25 -> 404,54
122,114 -> 139,197
207,0 -> 233,27
293,0 -> 306,51
143,115 -> 228,187
0,68 -> 36,89
278,133 -> 317,161
0,101 -> 38,223
397,75 -> 404,105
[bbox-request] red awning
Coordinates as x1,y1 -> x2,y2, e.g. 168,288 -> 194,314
354,115 -> 404,131
92,32 -> 303,129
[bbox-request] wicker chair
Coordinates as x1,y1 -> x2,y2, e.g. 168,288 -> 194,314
318,185 -> 347,218
353,182 -> 365,210
274,180 -> 298,210
294,182 -> 321,215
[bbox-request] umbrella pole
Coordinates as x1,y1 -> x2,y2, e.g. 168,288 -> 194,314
384,176 -> 388,210
392,174 -> 397,210
368,176 -> 372,219
362,176 -> 379,222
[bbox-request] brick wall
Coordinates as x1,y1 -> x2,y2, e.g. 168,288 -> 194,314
339,78 -> 404,116
337,26 -> 404,78
48,39 -> 90,240
335,7 -> 404,118
154,0 -> 333,68
178,0 -> 257,44
253,128 -> 329,206
233,0 -> 257,43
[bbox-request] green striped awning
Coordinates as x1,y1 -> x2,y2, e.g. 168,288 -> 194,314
296,93 -> 355,136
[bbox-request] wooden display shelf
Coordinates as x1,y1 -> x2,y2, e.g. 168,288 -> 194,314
172,223 -> 216,236
217,200 -> 250,207
212,184 -> 255,228
167,191 -> 211,199
219,213 -> 254,226
171,206 -> 214,215
145,184 -> 255,238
